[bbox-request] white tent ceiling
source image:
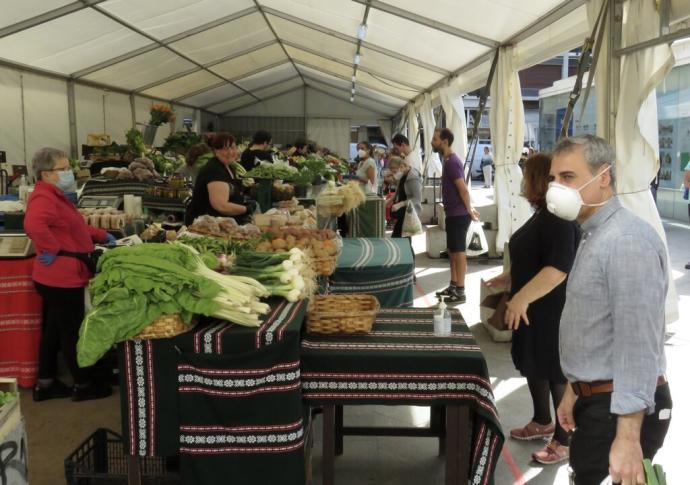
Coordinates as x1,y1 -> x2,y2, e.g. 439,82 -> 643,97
0,0 -> 595,116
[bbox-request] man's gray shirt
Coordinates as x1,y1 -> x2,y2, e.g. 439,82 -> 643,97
560,197 -> 668,415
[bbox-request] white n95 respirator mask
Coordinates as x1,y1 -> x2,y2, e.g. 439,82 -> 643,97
545,166 -> 611,221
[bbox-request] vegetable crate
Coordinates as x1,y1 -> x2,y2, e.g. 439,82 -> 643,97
65,429 -> 179,485
0,377 -> 20,433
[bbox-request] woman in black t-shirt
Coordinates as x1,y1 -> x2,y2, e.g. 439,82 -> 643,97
184,133 -> 250,225
239,129 -> 274,172
486,154 -> 580,465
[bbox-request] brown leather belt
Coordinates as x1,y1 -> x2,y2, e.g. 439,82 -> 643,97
571,375 -> 668,397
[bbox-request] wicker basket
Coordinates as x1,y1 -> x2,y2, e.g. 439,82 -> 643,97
312,255 -> 337,276
306,294 -> 379,334
317,203 -> 345,217
136,314 -> 191,340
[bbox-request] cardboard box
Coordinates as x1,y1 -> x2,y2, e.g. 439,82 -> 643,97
479,279 -> 512,342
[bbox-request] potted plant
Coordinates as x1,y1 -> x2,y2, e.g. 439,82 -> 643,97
292,168 -> 313,198
142,104 -> 175,146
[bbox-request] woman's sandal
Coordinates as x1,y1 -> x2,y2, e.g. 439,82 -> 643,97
532,440 -> 570,465
509,421 -> 555,441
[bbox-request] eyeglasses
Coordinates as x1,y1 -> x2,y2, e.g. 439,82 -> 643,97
45,166 -> 71,172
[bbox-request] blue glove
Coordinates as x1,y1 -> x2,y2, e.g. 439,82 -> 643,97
104,233 -> 117,246
38,251 -> 57,266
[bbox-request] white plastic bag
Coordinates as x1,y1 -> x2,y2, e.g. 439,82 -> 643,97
465,220 -> 488,256
401,201 -> 423,237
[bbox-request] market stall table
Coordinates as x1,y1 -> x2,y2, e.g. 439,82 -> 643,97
301,307 -> 503,485
329,238 -> 414,307
0,257 -> 42,388
119,299 -> 309,485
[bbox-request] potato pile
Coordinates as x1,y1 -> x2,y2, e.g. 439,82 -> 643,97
255,227 -> 339,275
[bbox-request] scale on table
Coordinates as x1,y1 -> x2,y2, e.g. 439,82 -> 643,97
78,195 -> 122,210
0,234 -> 34,258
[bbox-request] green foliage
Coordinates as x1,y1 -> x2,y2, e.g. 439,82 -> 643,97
0,390 -> 17,406
125,128 -> 146,156
162,131 -> 202,155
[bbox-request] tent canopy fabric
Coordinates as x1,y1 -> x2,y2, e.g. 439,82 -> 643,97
0,0 -> 592,116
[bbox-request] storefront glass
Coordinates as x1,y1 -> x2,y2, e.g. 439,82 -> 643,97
539,62 -> 690,220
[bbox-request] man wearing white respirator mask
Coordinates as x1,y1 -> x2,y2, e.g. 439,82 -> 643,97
550,135 -> 672,485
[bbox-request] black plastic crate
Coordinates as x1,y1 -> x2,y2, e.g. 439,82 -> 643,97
65,429 -> 179,485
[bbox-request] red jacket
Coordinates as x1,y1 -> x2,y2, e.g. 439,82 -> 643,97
24,181 -> 108,288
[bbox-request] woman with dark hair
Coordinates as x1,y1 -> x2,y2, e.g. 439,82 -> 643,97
240,130 -> 273,171
486,154 -> 580,465
355,141 -> 377,194
184,133 -> 252,225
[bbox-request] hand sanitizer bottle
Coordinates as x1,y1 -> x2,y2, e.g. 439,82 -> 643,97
434,296 -> 451,337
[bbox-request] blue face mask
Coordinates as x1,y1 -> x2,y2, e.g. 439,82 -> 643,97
56,170 -> 75,191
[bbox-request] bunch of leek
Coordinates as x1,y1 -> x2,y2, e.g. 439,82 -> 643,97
229,248 -> 316,302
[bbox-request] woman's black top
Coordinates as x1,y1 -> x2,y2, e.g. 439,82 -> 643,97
185,157 -> 244,225
240,149 -> 273,171
508,209 -> 580,381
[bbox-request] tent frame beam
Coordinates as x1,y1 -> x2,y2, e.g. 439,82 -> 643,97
203,75 -> 302,110
252,0 -> 307,87
293,60 -> 407,102
86,2 -> 260,100
0,58 -> 219,115
261,6 -> 450,75
301,74 -> 402,110
351,0 -> 499,48
70,6 -> 259,78
0,0 -> 107,39
614,26 -> 690,57
281,39 -> 425,91
304,84 -> 392,117
134,41 -> 279,94
221,86 -> 305,115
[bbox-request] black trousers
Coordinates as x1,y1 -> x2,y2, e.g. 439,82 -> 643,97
570,384 -> 672,485
34,282 -> 91,385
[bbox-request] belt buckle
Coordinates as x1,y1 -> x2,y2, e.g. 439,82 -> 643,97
573,382 -> 591,397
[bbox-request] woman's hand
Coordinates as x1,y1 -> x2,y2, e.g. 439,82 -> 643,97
485,271 -> 509,290
504,292 -> 529,330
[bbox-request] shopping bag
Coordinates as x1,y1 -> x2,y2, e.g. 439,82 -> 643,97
465,221 -> 488,256
401,200 -> 423,237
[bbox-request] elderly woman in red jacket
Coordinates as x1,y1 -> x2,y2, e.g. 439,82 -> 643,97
24,148 -> 115,402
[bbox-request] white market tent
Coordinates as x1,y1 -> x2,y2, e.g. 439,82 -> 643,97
1,0 -> 689,321
0,0 -> 593,163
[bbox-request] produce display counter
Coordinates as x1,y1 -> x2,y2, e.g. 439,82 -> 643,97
119,299 -> 310,485
301,307 -> 504,485
329,238 -> 414,307
0,257 -> 42,388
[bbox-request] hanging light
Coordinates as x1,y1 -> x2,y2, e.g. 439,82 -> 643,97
351,87 -> 356,94
357,23 -> 368,41
350,96 -> 354,103
351,75 -> 357,82
354,54 -> 361,65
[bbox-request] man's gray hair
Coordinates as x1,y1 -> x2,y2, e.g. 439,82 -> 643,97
32,147 -> 68,180
552,135 -> 616,189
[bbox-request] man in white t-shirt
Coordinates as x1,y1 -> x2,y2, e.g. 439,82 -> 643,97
392,133 -> 422,173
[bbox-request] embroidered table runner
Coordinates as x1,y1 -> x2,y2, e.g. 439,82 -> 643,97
119,299 -> 308,485
300,307 -> 504,485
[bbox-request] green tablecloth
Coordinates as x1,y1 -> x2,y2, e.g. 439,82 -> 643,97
347,196 -> 385,238
329,238 -> 414,307
119,299 -> 308,485
301,307 -> 504,484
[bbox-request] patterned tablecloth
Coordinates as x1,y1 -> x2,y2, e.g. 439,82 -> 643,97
329,238 -> 414,307
347,196 -> 385,238
0,257 -> 42,388
119,299 -> 309,485
301,307 -> 504,485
